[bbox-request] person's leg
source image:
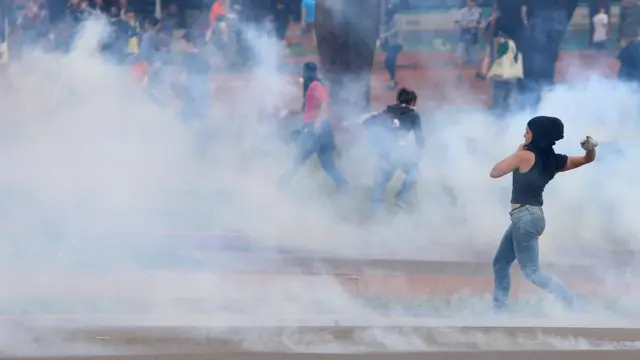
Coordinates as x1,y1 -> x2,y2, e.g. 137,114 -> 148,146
494,80 -> 514,117
492,222 -> 517,312
384,51 -> 394,80
505,81 -> 517,112
371,158 -> 397,209
384,47 -> 399,88
467,43 -> 478,67
455,42 -> 466,79
317,147 -> 348,193
512,206 -> 577,306
491,80 -> 506,114
395,161 -> 418,206
279,127 -> 317,188
315,124 -> 348,192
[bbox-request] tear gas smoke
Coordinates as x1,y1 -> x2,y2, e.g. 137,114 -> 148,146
0,9 -> 638,356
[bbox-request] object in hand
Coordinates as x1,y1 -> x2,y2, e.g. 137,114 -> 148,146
580,136 -> 598,151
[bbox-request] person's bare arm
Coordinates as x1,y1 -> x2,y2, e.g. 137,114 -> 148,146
490,145 -> 527,178
521,5 -> 528,25
454,9 -> 462,28
558,150 -> 596,172
558,136 -> 598,172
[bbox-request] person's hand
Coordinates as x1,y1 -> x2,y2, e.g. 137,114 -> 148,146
580,136 -> 598,151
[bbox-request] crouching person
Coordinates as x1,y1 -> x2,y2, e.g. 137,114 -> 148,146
487,32 -> 523,117
364,88 -> 424,211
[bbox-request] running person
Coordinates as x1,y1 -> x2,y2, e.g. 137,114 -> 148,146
489,116 -> 598,311
279,62 -> 349,193
364,88 -> 424,211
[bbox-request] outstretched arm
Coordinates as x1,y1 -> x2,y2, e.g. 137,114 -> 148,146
558,136 -> 597,173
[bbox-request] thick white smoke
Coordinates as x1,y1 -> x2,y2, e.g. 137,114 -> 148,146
0,6 -> 638,356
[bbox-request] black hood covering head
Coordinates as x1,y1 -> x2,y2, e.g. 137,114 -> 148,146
524,116 -> 565,178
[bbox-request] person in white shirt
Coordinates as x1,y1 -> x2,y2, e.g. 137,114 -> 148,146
592,8 -> 609,51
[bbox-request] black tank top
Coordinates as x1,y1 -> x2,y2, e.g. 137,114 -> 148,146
511,158 -> 553,207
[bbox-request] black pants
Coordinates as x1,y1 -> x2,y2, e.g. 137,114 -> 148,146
491,80 -> 517,117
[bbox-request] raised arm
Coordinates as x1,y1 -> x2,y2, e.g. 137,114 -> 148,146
558,136 -> 597,172
490,143 -> 527,178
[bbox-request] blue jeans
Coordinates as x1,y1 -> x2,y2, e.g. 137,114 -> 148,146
492,205 -> 576,311
279,122 -> 348,192
371,155 -> 418,208
384,44 -> 402,82
457,41 -> 478,66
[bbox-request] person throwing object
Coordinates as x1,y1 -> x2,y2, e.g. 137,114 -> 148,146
489,116 -> 598,312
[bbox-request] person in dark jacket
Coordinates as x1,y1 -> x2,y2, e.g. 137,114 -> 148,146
364,87 -> 425,210
618,37 -> 640,85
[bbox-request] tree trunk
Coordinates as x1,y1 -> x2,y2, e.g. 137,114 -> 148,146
315,0 -> 381,119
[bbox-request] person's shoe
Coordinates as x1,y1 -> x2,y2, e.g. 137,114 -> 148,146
492,303 -> 509,315
387,80 -> 397,90
565,292 -> 590,312
394,200 -> 410,210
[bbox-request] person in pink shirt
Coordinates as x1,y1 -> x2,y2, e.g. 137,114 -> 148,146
279,62 -> 348,193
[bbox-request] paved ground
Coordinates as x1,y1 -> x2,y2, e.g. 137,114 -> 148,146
8,350 -> 639,360
2,324 -> 640,359
213,50 -> 620,113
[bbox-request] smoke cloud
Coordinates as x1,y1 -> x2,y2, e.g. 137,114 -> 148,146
0,5 -> 638,356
